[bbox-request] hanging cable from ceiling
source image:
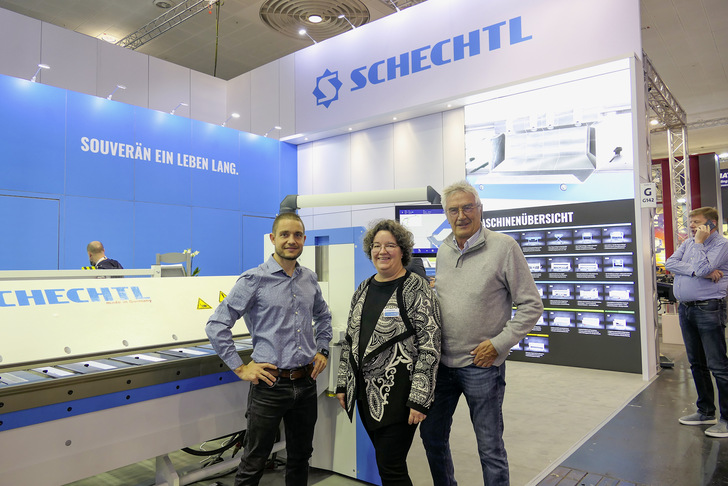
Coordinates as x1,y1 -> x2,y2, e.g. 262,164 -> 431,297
212,0 -> 223,77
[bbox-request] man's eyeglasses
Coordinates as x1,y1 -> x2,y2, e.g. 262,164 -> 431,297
371,243 -> 399,252
447,204 -> 479,217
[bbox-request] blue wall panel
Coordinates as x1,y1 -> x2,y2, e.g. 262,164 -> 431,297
63,196 -> 135,269
0,195 -> 60,270
134,109 -> 192,206
242,216 -> 274,271
191,207 -> 243,276
0,76 -> 65,195
190,121 -> 240,210
134,202 -> 192,269
239,135 -> 282,216
65,92 -> 136,200
279,141 -> 298,205
0,74 -> 288,274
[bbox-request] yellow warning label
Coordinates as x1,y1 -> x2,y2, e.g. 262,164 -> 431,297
219,291 -> 226,302
197,298 -> 212,310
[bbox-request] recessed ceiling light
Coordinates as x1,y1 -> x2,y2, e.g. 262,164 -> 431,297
153,0 -> 174,8
308,15 -> 323,23
100,33 -> 117,43
393,117 -> 397,121
650,119 -> 659,126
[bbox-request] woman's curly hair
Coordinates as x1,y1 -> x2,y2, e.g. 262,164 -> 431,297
362,219 -> 415,267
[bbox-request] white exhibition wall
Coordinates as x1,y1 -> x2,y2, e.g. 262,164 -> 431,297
298,110 -> 465,231
0,7 -> 260,136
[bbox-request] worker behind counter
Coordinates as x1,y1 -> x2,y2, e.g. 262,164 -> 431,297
86,241 -> 123,269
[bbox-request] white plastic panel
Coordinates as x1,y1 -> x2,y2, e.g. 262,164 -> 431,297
351,125 -> 395,193
190,70 -> 227,127
0,9 -> 41,81
393,114 -> 444,190
278,54 -> 296,141
443,108 -> 467,186
97,40 -> 150,108
148,57 -> 191,116
311,136 -> 352,221
226,71 -> 252,133
250,60 -> 281,136
41,22 -> 97,97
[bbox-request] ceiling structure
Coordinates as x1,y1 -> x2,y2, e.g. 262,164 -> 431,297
0,0 -> 725,160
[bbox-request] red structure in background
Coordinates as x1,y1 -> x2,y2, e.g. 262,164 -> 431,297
652,154 -> 703,259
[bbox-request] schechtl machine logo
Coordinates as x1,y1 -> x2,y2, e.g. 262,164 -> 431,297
309,16 -> 533,110
313,68 -> 343,108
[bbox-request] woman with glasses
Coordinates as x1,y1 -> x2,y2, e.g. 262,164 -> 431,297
336,219 -> 441,486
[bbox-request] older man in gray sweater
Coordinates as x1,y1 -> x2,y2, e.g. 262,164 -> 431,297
420,180 -> 543,486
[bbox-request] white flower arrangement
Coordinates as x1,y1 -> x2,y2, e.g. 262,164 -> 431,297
183,248 -> 201,276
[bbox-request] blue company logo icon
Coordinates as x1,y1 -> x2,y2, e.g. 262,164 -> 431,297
313,69 -> 343,108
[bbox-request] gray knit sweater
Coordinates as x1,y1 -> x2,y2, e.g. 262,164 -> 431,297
435,227 -> 543,368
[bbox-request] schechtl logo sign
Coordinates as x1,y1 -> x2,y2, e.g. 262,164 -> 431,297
0,286 -> 152,307
311,16 -> 533,108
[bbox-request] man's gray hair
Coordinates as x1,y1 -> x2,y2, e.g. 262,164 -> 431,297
441,180 -> 482,210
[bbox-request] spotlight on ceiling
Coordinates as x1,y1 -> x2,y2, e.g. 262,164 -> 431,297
308,15 -> 322,23
338,14 -> 356,29
107,84 -> 126,100
153,0 -> 175,8
299,29 -> 317,44
222,112 -> 240,127
170,102 -> 188,115
264,125 -> 282,137
30,63 -> 50,83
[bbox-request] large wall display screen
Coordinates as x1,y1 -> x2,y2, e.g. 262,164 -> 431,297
465,60 -> 641,373
465,61 -> 635,208
487,199 -> 641,373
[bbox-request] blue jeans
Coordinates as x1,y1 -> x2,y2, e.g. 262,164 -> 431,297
234,376 -> 318,486
419,363 -> 508,486
679,299 -> 728,420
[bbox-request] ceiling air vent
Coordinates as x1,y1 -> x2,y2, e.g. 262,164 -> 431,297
260,0 -> 370,41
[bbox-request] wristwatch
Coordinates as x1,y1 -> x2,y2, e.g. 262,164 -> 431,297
320,348 -> 329,359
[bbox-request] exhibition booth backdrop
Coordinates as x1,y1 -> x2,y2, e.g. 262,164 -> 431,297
0,73 -> 296,275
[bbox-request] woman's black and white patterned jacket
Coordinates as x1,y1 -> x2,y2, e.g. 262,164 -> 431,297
336,271 -> 441,429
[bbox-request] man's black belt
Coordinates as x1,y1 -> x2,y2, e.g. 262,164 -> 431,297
681,298 -> 724,306
269,363 -> 313,380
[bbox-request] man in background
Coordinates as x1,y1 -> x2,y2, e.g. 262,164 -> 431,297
87,241 -> 123,269
666,207 -> 728,438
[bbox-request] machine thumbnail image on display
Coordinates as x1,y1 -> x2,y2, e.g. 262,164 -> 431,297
464,62 -> 635,207
577,312 -> 604,329
607,313 -> 636,332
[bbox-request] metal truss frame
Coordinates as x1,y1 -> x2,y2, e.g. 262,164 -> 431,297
117,0 -> 219,50
644,51 -> 689,245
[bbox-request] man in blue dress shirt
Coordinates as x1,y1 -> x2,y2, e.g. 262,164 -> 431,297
206,212 -> 332,485
666,207 -> 728,438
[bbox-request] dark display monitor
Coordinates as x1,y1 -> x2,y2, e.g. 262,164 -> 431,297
395,204 -> 450,256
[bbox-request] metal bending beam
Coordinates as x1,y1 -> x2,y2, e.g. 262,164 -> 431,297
280,186 -> 442,214
117,0 -> 219,50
